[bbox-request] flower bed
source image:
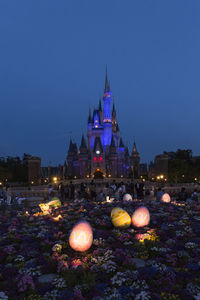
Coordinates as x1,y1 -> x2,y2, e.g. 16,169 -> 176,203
0,198 -> 200,299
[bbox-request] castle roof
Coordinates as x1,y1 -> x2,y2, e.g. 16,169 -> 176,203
105,65 -> 110,92
80,134 -> 87,150
119,137 -> 125,148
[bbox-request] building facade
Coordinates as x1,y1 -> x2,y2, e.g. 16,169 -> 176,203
66,69 -> 140,179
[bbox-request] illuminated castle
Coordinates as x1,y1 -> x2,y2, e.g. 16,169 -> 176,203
66,68 -> 140,179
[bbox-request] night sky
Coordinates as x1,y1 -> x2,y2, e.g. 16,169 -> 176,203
1,1 -> 200,166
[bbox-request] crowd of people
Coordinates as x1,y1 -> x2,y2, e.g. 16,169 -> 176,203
0,180 -> 200,208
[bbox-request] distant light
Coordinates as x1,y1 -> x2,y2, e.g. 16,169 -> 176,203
0,182 -> 2,185
53,177 -> 57,182
108,174 -> 111,177
194,178 -> 197,181
160,175 -> 164,179
96,150 -> 100,154
31,181 -> 34,184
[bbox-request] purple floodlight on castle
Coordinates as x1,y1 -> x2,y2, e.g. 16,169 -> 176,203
66,67 -> 140,179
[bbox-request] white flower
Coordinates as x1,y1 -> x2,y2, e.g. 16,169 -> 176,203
14,255 -> 25,262
101,261 -> 117,273
135,291 -> 151,300
131,280 -> 149,290
53,277 -> 66,289
18,266 -> 41,276
43,289 -> 58,300
0,292 -> 8,300
52,243 -> 62,252
185,242 -> 197,249
194,293 -> 200,300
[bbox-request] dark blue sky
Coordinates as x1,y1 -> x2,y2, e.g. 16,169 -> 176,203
1,0 -> 200,166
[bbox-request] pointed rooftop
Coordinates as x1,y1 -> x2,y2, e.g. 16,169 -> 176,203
119,137 -> 124,148
99,98 -> 102,111
68,139 -> 74,153
88,106 -> 92,123
125,146 -> 129,157
112,103 -> 116,114
80,134 -> 87,149
105,65 -> 110,92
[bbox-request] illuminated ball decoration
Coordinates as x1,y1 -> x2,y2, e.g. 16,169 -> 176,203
111,207 -> 131,229
48,197 -> 61,208
161,193 -> 171,203
123,193 -> 133,201
132,206 -> 150,228
69,221 -> 93,252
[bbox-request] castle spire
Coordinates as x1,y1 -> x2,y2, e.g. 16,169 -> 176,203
105,65 -> 110,92
88,105 -> 92,123
110,134 -> 116,147
99,98 -> 102,111
133,141 -> 137,153
80,134 -> 87,149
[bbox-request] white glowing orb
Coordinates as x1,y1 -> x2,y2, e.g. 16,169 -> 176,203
123,193 -> 133,201
161,193 -> 171,203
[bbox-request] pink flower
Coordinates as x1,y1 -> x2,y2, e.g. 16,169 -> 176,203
71,259 -> 82,269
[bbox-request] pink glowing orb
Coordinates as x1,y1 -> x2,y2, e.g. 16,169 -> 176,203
161,193 -> 171,203
69,221 -> 93,252
132,206 -> 150,228
123,193 -> 133,201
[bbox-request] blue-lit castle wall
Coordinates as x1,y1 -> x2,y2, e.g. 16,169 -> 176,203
66,69 -> 140,178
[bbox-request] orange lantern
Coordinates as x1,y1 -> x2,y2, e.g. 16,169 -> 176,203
69,221 -> 93,252
161,193 -> 171,203
132,206 -> 150,228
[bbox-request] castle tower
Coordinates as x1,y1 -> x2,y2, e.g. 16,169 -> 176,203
87,106 -> 92,150
108,135 -> 118,177
103,66 -> 112,148
67,139 -> 79,178
131,141 -> 140,178
78,134 -> 89,178
91,136 -> 105,177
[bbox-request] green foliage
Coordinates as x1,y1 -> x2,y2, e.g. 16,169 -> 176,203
61,268 -> 96,289
165,149 -> 200,183
0,155 -> 28,182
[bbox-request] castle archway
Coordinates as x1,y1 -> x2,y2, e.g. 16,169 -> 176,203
93,169 -> 104,179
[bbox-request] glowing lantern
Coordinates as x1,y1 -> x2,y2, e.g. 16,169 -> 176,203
69,221 -> 93,252
132,206 -> 150,228
111,207 -> 131,229
39,198 -> 61,214
39,203 -> 51,215
48,197 -> 61,208
52,214 -> 63,221
123,193 -> 133,201
161,193 -> 171,203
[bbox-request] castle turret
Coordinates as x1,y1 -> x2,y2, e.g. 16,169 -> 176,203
78,134 -> 88,178
103,66 -> 112,148
131,141 -> 140,179
108,135 -> 118,177
67,139 -> 79,178
87,106 -> 92,150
